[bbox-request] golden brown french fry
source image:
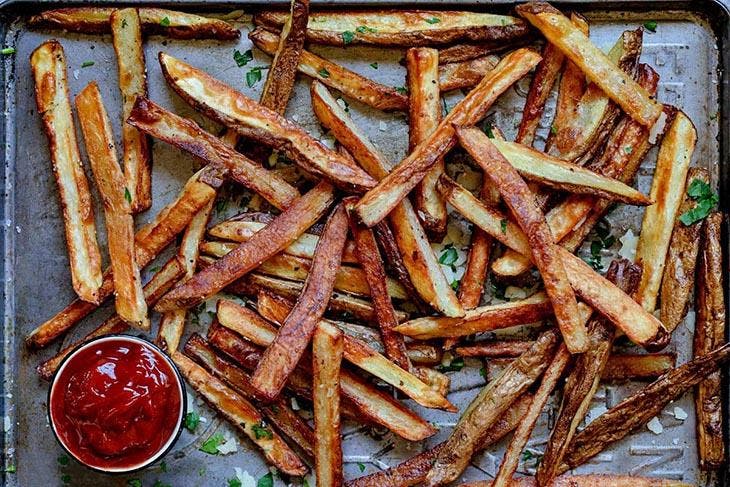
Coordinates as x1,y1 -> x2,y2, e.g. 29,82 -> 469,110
249,28 -> 407,112
312,324 -> 344,487
602,353 -> 676,382
155,180 -> 335,311
438,55 -> 500,92
660,167 -> 710,331
414,367 -> 450,397
460,475 -> 692,487
111,8 -> 151,213
158,53 -> 376,191
694,212 -> 726,470
455,340 -> 533,358
172,352 -> 307,476
310,80 -> 463,317
254,10 -> 530,46
516,2 -> 663,127
76,82 -> 148,330
635,111 -> 697,312
30,7 -> 240,39
438,41 -> 524,64
31,40 -> 102,304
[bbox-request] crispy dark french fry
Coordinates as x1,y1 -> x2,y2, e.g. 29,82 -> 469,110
561,342 -> 730,473
438,55 -> 500,92
425,329 -> 560,486
635,111 -> 697,312
460,475 -> 692,487
254,10 -> 530,47
438,41 -> 523,64
354,48 -> 541,227
694,212 -> 726,470
30,7 -> 240,39
76,82 -> 148,330
111,8 -> 151,213
127,98 -> 299,210
155,180 -> 335,311
346,393 -> 533,487
31,40 -> 102,304
172,352 -> 307,476
312,324 -> 344,487
602,353 -> 675,382
310,80 -> 463,317
408,47 -> 447,238
455,340 -> 533,358
660,167 -> 710,331
516,2 -> 663,127
251,204 -> 348,400
158,53 -> 376,191
36,256 -> 185,380
249,28 -> 407,112
457,127 -> 586,353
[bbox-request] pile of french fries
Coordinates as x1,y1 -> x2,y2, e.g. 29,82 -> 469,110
27,1 -> 727,485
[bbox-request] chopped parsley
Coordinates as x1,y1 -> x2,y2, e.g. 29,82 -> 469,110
124,187 -> 132,204
61,474 -> 71,484
438,245 -> 458,266
127,480 -> 142,487
624,146 -> 633,154
424,17 -> 441,24
491,282 -> 507,300
148,265 -> 161,273
1,47 -> 16,55
356,25 -> 377,34
357,462 -> 366,472
81,60 -> 94,68
337,97 -> 350,112
303,480 -> 311,487
184,411 -> 200,432
318,67 -> 331,78
160,16 -> 171,27
342,31 -> 356,45
679,178 -> 718,226
483,123 -> 495,138
57,455 -> 69,466
246,67 -> 265,88
199,432 -> 225,455
587,219 -> 615,271
479,366 -> 487,378
394,86 -> 408,95
500,219 -> 508,234
450,279 -> 460,291
369,62 -> 379,69
550,124 -> 558,135
159,461 -> 168,473
436,357 -> 465,372
257,472 -> 274,487
153,481 -> 172,487
121,18 -> 128,28
252,422 -> 273,440
643,20 -> 657,32
234,49 -> 253,67
228,479 -> 243,487
521,449 -> 544,465
5,465 -> 15,474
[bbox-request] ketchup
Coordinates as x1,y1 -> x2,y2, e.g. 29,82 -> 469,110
50,338 -> 183,470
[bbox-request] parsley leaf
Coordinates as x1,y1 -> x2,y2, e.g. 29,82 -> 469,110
160,16 -> 171,27
624,146 -> 633,154
1,47 -> 16,55
394,86 -> 408,95
121,18 -> 128,28
644,20 -> 657,32
257,472 -> 274,487
81,60 -> 94,68
500,219 -> 508,234
199,432 -> 225,455
342,31 -> 356,45
357,462 -> 366,472
356,25 -> 377,34
246,67 -> 265,88
318,67 -> 331,78
184,411 -> 200,432
550,125 -> 558,135
424,17 -> 441,24
127,480 -> 142,487
483,123 -> 495,138
450,279 -> 460,291
437,357 -> 465,372
369,62 -> 379,69
57,455 -> 69,466
234,49 -> 253,67
5,465 -> 16,473
228,478 -> 243,487
159,461 -> 168,473
252,422 -> 273,440
679,179 -> 718,226
124,187 -> 132,204
61,474 -> 71,484
439,246 -> 458,266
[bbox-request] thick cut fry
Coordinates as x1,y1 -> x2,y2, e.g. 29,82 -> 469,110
128,98 -> 299,210
438,41 -> 525,64
172,352 -> 307,476
76,82 -> 148,329
602,353 -> 676,382
457,127 -> 585,353
159,53 -> 376,191
250,28 -> 407,112
438,55 -> 500,92
312,325 -> 344,487
516,2 -> 663,127
354,48 -> 542,227
310,80 -> 463,317
254,10 -> 530,46
660,167 -> 709,331
426,329 -> 560,486
408,48 -> 447,237
30,7 -> 240,39
111,8 -> 151,213
251,204 -> 348,400
561,342 -> 730,472
460,475 -> 692,487
694,212 -> 726,470
31,40 -> 102,304
156,181 -> 335,311
455,340 -> 533,358
635,111 -> 697,312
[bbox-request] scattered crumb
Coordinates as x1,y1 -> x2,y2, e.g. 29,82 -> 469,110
379,121 -> 387,131
618,229 -> 638,262
673,406 -> 688,420
647,416 -> 664,434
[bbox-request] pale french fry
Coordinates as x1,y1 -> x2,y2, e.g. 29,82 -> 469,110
30,7 -> 240,39
414,367 -> 450,397
254,10 -> 530,46
516,2 -> 663,127
312,324 -> 344,487
158,53 -> 377,191
111,8 -> 151,213
694,212 -> 726,470
249,28 -> 407,112
635,111 -> 697,312
460,474 -> 692,487
438,55 -> 500,92
31,40 -> 102,304
172,352 -> 307,476
354,48 -> 541,227
76,82 -> 148,330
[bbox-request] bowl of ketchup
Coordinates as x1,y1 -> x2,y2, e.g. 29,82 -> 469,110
48,335 -> 186,473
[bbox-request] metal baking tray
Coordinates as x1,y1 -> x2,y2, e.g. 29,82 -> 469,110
1,1 -> 728,485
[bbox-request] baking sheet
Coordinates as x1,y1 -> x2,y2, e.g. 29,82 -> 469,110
0,1 -> 726,486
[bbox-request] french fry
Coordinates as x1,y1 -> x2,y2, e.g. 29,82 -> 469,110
438,55 -> 500,92
455,340 -> 533,358
310,80 -> 463,317
31,40 -> 103,304
561,342 -> 730,473
76,82 -> 148,330
36,256 -> 185,380
425,329 -> 560,486
158,53 -> 376,191
254,10 -> 530,47
694,212 -> 726,470
660,167 -> 710,331
155,180 -> 335,311
127,98 -> 300,210
414,367 -> 450,397
635,111 -> 697,312
249,28 -> 407,112
30,7 -> 240,39
312,325 -> 344,487
602,353 -> 676,382
111,8 -> 151,213
438,41 -> 526,64
251,204 -> 348,400
516,2 -> 663,127
460,474 -> 692,487
354,48 -> 541,227
172,352 -> 307,476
